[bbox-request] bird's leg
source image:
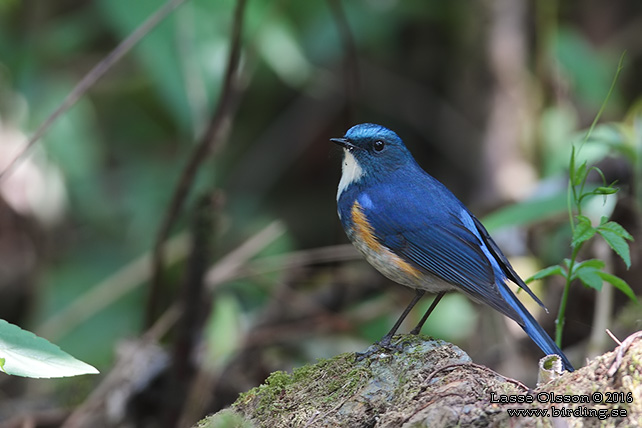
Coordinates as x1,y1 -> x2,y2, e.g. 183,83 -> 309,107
356,289 -> 425,360
409,291 -> 446,335
379,289 -> 425,347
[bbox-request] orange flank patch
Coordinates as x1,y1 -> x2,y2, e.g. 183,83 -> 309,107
350,201 -> 422,280
350,201 -> 381,253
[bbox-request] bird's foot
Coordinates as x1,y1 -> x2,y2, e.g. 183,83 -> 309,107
355,335 -> 406,361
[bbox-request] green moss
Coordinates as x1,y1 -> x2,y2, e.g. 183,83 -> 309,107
233,352 -> 372,424
195,409 -> 254,428
234,370 -> 291,414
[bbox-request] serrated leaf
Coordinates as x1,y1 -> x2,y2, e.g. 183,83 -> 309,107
598,221 -> 634,240
575,266 -> 603,290
597,272 -> 639,303
0,320 -> 99,378
526,265 -> 566,283
597,228 -> 632,268
571,215 -> 596,247
570,259 -> 604,283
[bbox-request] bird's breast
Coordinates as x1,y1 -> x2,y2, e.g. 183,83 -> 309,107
344,200 -> 452,292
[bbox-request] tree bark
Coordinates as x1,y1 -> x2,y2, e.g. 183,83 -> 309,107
198,332 -> 642,427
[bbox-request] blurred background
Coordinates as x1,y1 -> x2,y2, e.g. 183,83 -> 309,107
0,0 -> 640,426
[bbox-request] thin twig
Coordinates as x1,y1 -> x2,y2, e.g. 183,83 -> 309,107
146,0 -> 248,327
143,304 -> 182,342
605,328 -> 622,346
204,221 -> 287,289
144,220 -> 286,342
205,242 -> 356,287
39,221 -> 340,342
607,330 -> 642,377
0,0 -> 189,182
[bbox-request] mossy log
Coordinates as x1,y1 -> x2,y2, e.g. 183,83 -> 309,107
197,333 -> 642,427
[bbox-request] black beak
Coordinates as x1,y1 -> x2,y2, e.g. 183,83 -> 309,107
330,137 -> 354,150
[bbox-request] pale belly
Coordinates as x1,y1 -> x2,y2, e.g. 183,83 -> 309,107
347,227 -> 456,294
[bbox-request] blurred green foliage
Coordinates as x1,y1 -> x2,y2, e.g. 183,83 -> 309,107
0,0 -> 640,414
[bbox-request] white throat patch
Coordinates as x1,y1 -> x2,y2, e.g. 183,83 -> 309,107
337,149 -> 364,200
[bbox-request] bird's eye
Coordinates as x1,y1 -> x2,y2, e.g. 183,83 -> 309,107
373,140 -> 385,152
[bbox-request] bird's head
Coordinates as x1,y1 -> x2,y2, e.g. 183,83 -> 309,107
331,123 -> 413,182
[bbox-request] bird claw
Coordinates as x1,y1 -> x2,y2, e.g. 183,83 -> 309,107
355,336 -> 406,361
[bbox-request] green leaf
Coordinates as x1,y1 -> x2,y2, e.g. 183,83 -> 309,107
204,293 -> 242,371
97,0 -> 235,134
597,222 -> 633,268
525,265 -> 566,283
572,258 -> 606,272
553,28 -> 618,109
593,186 -> 618,195
481,191 -> 569,232
569,145 -> 577,179
571,160 -> 588,186
570,259 -> 605,285
576,266 -> 603,291
0,320 -> 99,378
571,215 -> 596,247
258,19 -> 312,87
481,184 -> 601,232
571,259 -> 607,291
592,123 -> 638,161
598,221 -> 634,240
597,272 -> 639,303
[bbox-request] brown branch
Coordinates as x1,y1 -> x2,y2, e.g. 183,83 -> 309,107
166,192 -> 223,428
146,0 -> 248,327
0,0 -> 189,182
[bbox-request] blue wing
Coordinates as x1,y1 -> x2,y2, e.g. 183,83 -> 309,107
359,168 -> 540,324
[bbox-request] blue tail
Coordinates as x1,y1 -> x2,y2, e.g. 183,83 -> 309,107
498,283 -> 574,372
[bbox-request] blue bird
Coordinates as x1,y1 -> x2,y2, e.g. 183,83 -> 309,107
331,123 -> 574,372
